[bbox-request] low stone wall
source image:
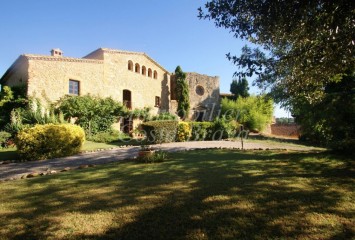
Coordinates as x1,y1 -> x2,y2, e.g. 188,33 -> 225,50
270,124 -> 300,137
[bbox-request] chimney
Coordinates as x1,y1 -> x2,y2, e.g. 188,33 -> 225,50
50,48 -> 63,57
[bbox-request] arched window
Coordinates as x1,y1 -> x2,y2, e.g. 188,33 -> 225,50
135,63 -> 140,73
128,60 -> 133,71
123,89 -> 132,110
153,70 -> 158,79
148,68 -> 152,78
142,66 -> 146,76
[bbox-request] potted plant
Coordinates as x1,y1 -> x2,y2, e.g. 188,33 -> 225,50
138,143 -> 155,159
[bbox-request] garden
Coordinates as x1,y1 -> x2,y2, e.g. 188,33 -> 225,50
0,149 -> 353,239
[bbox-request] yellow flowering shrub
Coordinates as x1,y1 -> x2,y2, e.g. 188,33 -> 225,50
15,124 -> 85,160
176,122 -> 191,142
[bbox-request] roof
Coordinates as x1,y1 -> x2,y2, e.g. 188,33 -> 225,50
97,48 -> 170,73
220,93 -> 235,97
0,47 -> 170,84
23,54 -> 103,64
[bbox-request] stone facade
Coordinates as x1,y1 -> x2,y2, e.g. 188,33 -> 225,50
169,72 -> 220,120
186,72 -> 220,121
0,48 -> 221,127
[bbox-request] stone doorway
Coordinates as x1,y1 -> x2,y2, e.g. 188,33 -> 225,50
122,89 -> 133,133
193,106 -> 207,122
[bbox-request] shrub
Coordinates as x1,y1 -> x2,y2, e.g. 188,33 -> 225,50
209,118 -> 240,140
56,95 -> 126,136
150,112 -> 178,121
138,150 -> 169,163
189,122 -> 213,141
15,124 -> 85,160
141,120 -> 178,144
87,130 -> 130,143
130,107 -> 151,121
0,131 -> 11,148
221,95 -> 273,132
176,122 -> 191,142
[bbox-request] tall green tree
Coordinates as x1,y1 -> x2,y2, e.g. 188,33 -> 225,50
293,71 -> 355,152
198,0 -> 354,103
221,95 -> 274,132
199,0 -> 355,151
230,78 -> 249,99
175,66 -> 190,120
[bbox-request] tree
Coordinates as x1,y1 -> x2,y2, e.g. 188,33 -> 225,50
56,95 -> 126,136
0,85 -> 28,129
199,0 -> 355,151
294,71 -> 355,152
221,95 -> 274,132
230,78 -> 249,99
175,66 -> 190,120
198,0 -> 354,103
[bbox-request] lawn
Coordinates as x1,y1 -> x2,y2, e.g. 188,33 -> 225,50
0,150 -> 354,239
0,140 -> 142,161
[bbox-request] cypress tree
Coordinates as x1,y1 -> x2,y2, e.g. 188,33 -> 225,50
175,66 -> 190,120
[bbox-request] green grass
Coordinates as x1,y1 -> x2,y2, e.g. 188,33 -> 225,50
0,140 -> 142,161
0,150 -> 353,239
244,134 -> 324,150
0,147 -> 18,161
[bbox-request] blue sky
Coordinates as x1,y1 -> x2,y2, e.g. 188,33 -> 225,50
0,0 -> 289,117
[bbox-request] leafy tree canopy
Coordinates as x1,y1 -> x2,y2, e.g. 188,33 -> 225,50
0,85 -> 28,129
199,0 -> 354,104
221,95 -> 274,132
56,95 -> 127,135
230,78 -> 249,99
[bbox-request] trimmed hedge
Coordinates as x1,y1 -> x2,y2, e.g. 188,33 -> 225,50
15,124 -> 85,160
141,120 -> 178,144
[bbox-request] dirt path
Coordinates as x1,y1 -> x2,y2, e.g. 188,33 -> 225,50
0,140 -> 322,181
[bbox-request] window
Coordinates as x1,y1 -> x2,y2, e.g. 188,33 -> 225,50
148,68 -> 152,78
155,96 -> 161,107
69,80 -> 80,95
142,66 -> 146,76
128,60 -> 133,71
135,63 -> 140,73
195,85 -> 205,96
123,89 -> 132,109
153,70 -> 158,79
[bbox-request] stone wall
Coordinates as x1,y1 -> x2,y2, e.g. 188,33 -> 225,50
1,56 -> 29,88
100,49 -> 170,115
186,72 -> 220,121
2,49 -> 172,116
27,56 -> 104,104
270,124 -> 300,138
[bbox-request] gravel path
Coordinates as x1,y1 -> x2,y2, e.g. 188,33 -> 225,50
0,140 -> 320,181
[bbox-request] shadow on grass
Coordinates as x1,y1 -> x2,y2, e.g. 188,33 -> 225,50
247,134 -> 322,147
1,150 -> 354,239
0,148 -> 19,161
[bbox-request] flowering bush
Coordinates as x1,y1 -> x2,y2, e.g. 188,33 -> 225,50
15,124 -> 85,160
176,122 -> 191,142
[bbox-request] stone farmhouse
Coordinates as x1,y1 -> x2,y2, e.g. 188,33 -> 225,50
0,48 -> 220,132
